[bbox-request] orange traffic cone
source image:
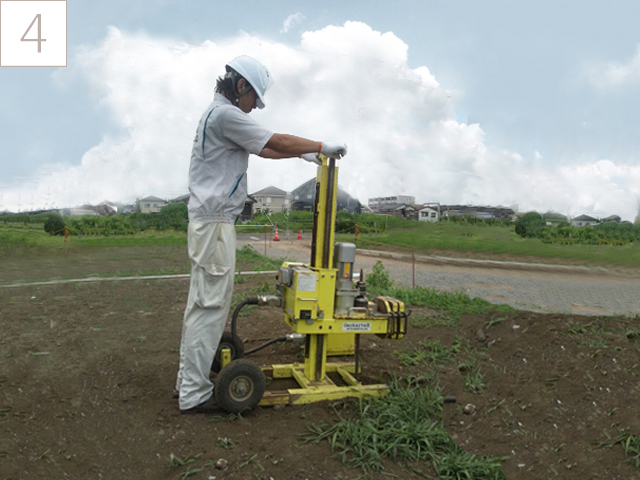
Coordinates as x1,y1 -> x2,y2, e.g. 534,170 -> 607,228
273,226 -> 280,242
297,230 -> 302,240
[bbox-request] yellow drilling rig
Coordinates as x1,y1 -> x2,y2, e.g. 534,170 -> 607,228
213,155 -> 410,413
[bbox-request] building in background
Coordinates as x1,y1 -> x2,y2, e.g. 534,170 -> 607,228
250,186 -> 289,214
290,178 -> 362,213
440,205 -> 516,221
542,211 -> 569,225
418,206 -> 440,223
136,196 -> 166,213
368,195 -> 415,213
571,214 -> 599,227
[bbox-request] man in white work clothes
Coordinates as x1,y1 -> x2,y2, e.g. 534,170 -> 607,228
176,55 -> 347,413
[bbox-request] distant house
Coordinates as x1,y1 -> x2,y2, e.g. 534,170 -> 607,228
250,186 -> 289,214
60,204 -> 116,216
543,211 -> 569,225
394,204 -> 412,219
61,207 -> 99,217
571,214 -> 599,227
368,195 -> 415,213
119,204 -> 135,214
290,178 -> 362,213
601,215 -> 621,223
418,206 -> 440,223
441,205 -> 516,221
136,196 -> 166,213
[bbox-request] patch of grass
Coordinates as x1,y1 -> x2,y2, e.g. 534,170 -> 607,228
167,452 -> 202,468
389,286 -> 514,319
302,377 -> 506,478
596,430 -> 640,470
216,436 -> 236,449
236,244 -> 282,271
410,312 -> 458,328
0,229 -> 63,252
463,368 -> 486,394
487,316 -> 508,328
395,340 -> 456,367
626,329 -> 640,343
72,231 -> 187,247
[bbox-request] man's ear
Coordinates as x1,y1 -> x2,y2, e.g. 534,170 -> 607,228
236,78 -> 246,95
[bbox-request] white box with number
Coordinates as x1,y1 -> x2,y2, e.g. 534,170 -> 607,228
0,0 -> 66,67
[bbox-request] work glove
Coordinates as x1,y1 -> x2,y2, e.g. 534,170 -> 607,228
321,142 -> 348,159
301,153 -> 322,166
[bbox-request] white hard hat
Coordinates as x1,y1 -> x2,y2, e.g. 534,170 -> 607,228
226,55 -> 272,109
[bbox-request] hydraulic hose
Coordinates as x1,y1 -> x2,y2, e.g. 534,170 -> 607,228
231,297 -> 259,344
244,336 -> 287,356
230,296 -> 290,357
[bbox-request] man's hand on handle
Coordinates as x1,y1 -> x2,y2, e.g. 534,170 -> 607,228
301,142 -> 348,165
320,142 -> 348,159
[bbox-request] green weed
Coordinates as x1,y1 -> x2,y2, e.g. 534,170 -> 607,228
464,368 -> 486,394
236,244 -> 281,270
395,340 -> 455,367
367,261 -> 394,296
216,436 -> 236,449
302,377 -> 506,477
596,430 -> 640,470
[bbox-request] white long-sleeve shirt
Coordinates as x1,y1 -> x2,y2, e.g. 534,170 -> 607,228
188,94 -> 273,224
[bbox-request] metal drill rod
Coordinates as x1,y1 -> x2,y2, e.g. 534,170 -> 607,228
322,157 -> 336,269
310,180 -> 321,267
316,335 -> 325,381
355,333 -> 361,381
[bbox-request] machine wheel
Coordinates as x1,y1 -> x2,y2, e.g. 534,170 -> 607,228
215,359 -> 265,414
211,332 -> 245,373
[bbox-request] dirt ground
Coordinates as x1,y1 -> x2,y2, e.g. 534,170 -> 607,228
2,244 -> 640,479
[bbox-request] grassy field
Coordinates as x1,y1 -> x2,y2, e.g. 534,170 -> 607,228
0,228 -> 187,251
4,220 -> 640,269
339,221 -> 640,268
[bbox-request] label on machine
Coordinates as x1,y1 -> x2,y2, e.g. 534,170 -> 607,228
297,273 -> 317,292
342,322 -> 372,332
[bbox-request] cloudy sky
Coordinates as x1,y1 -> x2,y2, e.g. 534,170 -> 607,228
2,0 -> 640,221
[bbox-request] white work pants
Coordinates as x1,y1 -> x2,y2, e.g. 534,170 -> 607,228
176,222 -> 236,410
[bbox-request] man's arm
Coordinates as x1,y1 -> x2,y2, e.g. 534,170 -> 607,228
258,133 -> 321,159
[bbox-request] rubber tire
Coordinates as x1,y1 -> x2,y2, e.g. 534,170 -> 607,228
211,331 -> 245,373
215,359 -> 265,414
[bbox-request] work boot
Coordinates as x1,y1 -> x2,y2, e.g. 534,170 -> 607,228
180,395 -> 219,414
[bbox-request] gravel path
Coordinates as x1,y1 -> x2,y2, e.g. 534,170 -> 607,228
238,236 -> 640,317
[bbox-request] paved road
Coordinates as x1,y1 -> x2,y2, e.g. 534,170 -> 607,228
238,236 -> 640,317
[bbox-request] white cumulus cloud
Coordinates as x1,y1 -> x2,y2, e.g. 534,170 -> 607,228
586,45 -> 640,88
5,21 -> 640,221
281,12 -> 305,34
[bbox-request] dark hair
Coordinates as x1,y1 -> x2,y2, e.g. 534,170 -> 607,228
215,75 -> 234,98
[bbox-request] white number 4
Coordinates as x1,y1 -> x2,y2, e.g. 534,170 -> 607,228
21,14 -> 47,53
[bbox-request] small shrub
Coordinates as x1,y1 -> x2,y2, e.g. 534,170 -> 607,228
43,213 -> 65,236
366,261 -> 394,295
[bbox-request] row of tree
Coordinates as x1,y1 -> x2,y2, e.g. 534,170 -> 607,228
6,207 -> 639,247
40,203 -> 190,236
515,212 -> 640,245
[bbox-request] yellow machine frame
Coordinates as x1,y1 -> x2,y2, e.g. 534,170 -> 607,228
229,155 -> 409,407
